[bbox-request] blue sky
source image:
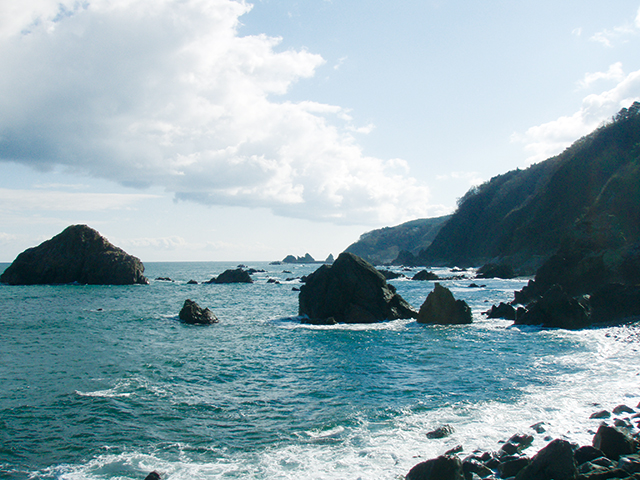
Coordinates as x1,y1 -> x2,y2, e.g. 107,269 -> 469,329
1,0 -> 640,262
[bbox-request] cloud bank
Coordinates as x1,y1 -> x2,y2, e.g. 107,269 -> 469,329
0,0 -> 432,226
513,65 -> 640,164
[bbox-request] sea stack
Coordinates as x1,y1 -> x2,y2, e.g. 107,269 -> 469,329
0,225 -> 148,285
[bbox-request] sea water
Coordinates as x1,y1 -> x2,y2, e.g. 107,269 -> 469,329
1,261 -> 639,480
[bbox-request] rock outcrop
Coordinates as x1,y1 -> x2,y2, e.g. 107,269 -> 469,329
0,225 -> 148,285
417,283 -> 472,325
179,299 -> 218,325
298,252 -> 417,324
207,268 -> 253,284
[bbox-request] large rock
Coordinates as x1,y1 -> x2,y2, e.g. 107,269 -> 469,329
593,425 -> 637,460
515,439 -> 577,480
207,268 -> 253,284
298,252 -> 417,323
0,225 -> 148,285
406,455 -> 464,480
179,299 -> 218,325
514,284 -> 591,329
417,283 -> 472,325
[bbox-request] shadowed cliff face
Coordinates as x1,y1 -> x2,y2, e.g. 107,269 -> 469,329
412,102 -> 640,273
0,224 -> 148,285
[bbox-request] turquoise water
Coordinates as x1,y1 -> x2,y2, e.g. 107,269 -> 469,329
1,262 -> 639,479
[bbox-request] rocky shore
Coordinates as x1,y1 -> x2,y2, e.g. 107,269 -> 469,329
406,402 -> 640,480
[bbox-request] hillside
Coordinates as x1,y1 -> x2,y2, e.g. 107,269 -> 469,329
411,102 -> 640,273
343,215 -> 451,265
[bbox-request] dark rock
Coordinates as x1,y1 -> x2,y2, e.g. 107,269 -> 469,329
445,445 -> 463,456
412,270 -> 439,281
144,472 -> 161,480
590,283 -> 640,324
267,278 -> 280,284
593,425 -> 637,460
590,410 -> 611,419
575,446 -> 606,466
417,283 -> 472,325
498,456 -> 531,478
292,287 -> 300,292
619,454 -> 640,473
467,283 -> 486,288
426,424 -> 454,439
301,316 -> 337,325
207,269 -> 253,284
378,269 -> 405,280
187,279 -> 198,285
406,455 -> 464,480
155,277 -> 173,282
298,252 -> 417,324
283,253 -> 315,264
613,405 -> 635,415
531,422 -> 546,433
179,299 -> 218,325
0,224 -> 148,285
477,263 -> 516,279
500,442 -> 520,456
514,439 -> 577,480
514,284 -> 591,329
462,458 -> 493,478
486,302 -> 517,320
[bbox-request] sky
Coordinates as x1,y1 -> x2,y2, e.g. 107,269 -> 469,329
1,0 -> 640,262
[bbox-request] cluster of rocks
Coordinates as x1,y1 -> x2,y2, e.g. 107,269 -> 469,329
407,403 -> 640,480
274,253 -> 335,265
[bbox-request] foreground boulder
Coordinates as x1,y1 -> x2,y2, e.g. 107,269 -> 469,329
298,252 -> 417,323
515,439 -> 577,480
179,299 -> 218,325
0,225 -> 148,285
406,455 -> 464,480
207,268 -> 253,284
417,283 -> 472,325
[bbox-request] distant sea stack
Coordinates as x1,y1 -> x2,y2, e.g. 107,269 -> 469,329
0,225 -> 148,285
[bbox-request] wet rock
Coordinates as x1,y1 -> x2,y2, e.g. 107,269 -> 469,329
590,410 -> 611,419
378,269 -> 404,280
406,455 -> 464,480
0,224 -> 148,285
612,405 -> 635,415
593,424 -> 637,460
575,445 -> 606,465
514,439 -> 577,480
445,445 -> 463,456
207,268 -> 253,284
412,270 -> 439,281
144,472 -> 160,480
514,284 -> 591,330
462,457 -> 493,479
476,263 -> 515,279
530,422 -> 546,434
187,279 -> 198,284
619,453 -> 640,473
498,456 -> 530,478
590,284 -> 640,324
426,424 -> 454,439
417,283 -> 472,325
298,252 -> 417,324
156,277 -> 173,282
486,302 -> 517,320
179,299 -> 218,325
300,316 -> 337,326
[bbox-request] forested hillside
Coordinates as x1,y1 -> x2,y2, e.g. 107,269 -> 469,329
411,102 -> 640,272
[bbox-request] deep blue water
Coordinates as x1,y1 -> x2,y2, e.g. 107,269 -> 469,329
1,262 -> 639,479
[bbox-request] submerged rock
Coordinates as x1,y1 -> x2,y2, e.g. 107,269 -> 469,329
417,283 -> 472,325
0,224 -> 148,285
179,299 -> 218,325
298,252 -> 417,324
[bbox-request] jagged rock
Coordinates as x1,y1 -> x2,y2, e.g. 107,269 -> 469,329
574,445 -> 606,466
298,252 -> 417,324
417,283 -> 472,325
498,456 -> 531,478
514,284 -> 591,329
144,472 -> 161,480
325,253 -> 335,263
593,425 -> 637,460
412,270 -> 439,281
378,269 -> 404,280
426,424 -> 454,439
406,455 -> 464,480
207,269 -> 253,284
0,224 -> 148,285
477,263 -> 516,279
515,439 -> 577,480
486,302 -> 517,320
179,299 -> 218,325
283,253 -> 315,264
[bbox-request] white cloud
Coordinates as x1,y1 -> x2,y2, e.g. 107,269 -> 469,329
0,0 -> 431,226
0,188 -> 159,212
590,7 -> 639,47
512,67 -> 640,164
579,62 -> 625,88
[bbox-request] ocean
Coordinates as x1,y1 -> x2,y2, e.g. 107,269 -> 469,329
1,261 -> 639,480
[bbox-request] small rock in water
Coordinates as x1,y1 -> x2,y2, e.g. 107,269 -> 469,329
613,404 -> 635,415
426,424 -> 454,439
590,410 -> 611,419
179,299 -> 219,325
530,421 -> 546,433
144,472 -> 160,480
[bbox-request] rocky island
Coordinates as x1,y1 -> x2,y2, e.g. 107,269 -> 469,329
0,224 -> 148,285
